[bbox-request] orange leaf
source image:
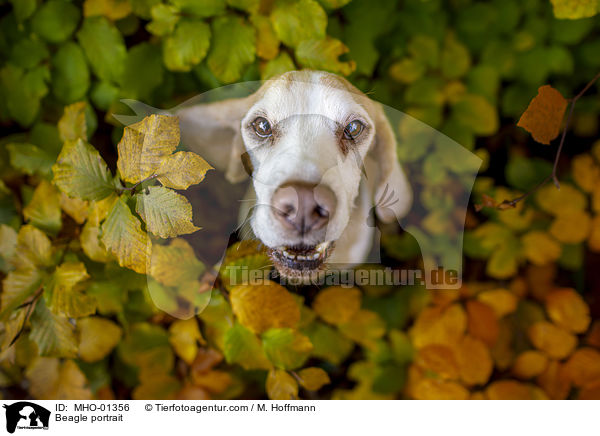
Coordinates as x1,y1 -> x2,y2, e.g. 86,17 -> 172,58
536,360 -> 571,399
415,344 -> 459,380
528,321 -> 577,359
466,300 -> 499,346
409,304 -> 467,348
545,288 -> 591,334
578,380 -> 600,400
454,336 -> 493,386
563,348 -> 600,388
511,350 -> 549,379
485,380 -> 548,400
517,85 -> 568,145
585,320 -> 600,349
477,289 -> 518,318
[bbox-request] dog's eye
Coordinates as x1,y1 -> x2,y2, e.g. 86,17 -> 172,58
252,117 -> 272,138
343,120 -> 364,140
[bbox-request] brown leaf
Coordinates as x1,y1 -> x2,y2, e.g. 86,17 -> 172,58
415,344 -> 459,380
412,378 -> 470,400
485,380 -> 548,400
563,347 -> 600,388
536,360 -> 571,400
454,336 -> 493,386
517,85 -> 568,145
466,300 -> 499,346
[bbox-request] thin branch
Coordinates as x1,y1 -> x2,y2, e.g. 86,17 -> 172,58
9,287 -> 43,347
496,71 -> 600,210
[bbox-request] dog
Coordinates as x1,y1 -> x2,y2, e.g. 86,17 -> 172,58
175,70 -> 412,282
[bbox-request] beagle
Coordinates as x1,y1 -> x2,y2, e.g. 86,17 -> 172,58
176,70 -> 412,282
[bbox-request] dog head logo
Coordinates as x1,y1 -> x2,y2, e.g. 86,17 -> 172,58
3,402 -> 50,433
115,71 -> 481,317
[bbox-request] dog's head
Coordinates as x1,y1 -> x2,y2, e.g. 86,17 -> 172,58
178,70 -> 411,280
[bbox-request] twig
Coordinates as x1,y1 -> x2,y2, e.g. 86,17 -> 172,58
119,174 -> 159,194
496,71 -> 600,210
9,287 -> 43,347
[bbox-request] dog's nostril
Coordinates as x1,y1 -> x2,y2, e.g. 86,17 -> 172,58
271,182 -> 336,233
315,205 -> 329,218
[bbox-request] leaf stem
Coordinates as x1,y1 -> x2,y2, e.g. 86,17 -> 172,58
119,174 -> 159,194
497,71 -> 600,209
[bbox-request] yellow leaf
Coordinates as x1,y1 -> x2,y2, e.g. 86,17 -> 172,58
412,378 -> 469,400
338,309 -> 386,349
150,238 -> 203,287
549,209 -> 592,244
410,303 -> 467,348
27,358 -> 93,400
12,225 -> 53,270
80,220 -> 112,263
312,286 -> 361,325
485,380 -> 548,400
266,369 -> 298,400
59,192 -> 89,224
415,344 -> 459,380
169,318 -> 203,365
588,215 -> 600,252
517,85 -> 568,145
133,373 -> 181,400
250,14 -> 280,60
191,369 -> 232,394
156,151 -> 212,190
521,231 -> 562,265
563,347 -> 600,388
135,186 -> 199,238
550,0 -> 599,19
512,350 -> 549,379
45,261 -> 95,318
536,183 -> 587,216
572,154 -> 600,192
296,37 -> 356,76
0,224 -> 17,267
30,298 -> 78,358
455,336 -> 493,386
117,114 -> 180,184
101,197 -> 152,274
83,0 -> 132,20
230,280 -> 300,334
262,328 -> 313,370
78,317 -> 123,362
545,288 -> 591,334
58,101 -> 87,142
23,180 -> 62,234
1,267 -> 43,317
528,321 -> 577,359
476,288 -> 518,318
296,367 -> 330,391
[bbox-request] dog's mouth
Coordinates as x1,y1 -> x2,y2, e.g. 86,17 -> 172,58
268,241 -> 335,278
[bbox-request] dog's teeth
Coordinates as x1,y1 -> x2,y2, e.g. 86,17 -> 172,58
310,253 -> 319,260
316,242 -> 330,253
297,255 -> 306,260
283,250 -> 295,259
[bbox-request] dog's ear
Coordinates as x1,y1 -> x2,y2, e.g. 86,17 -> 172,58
368,103 -> 412,223
176,95 -> 256,183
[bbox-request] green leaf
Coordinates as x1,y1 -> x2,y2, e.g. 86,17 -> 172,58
31,0 -> 81,43
296,37 -> 355,75
270,0 -> 327,48
45,261 -> 96,318
77,17 -> 127,83
78,317 -> 123,362
149,238 -> 204,287
101,197 -> 152,274
207,15 -> 255,83
52,139 -> 115,201
6,143 -> 56,177
171,0 -> 226,17
120,43 -> 164,100
262,328 -> 313,370
117,114 -> 180,184
303,321 -> 354,365
0,224 -> 17,273
91,81 -> 120,111
550,0 -> 599,19
1,267 -> 44,319
23,180 -> 62,235
266,368 -> 298,400
0,64 -> 47,126
10,38 -> 49,69
261,52 -> 295,80
451,94 -> 499,136
146,3 -> 180,36
224,323 -> 272,370
30,298 -> 78,358
163,19 -> 211,73
441,35 -> 471,79
135,186 -> 199,238
10,0 -> 37,22
52,42 -> 90,104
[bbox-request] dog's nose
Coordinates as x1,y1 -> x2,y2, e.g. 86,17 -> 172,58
271,182 -> 336,234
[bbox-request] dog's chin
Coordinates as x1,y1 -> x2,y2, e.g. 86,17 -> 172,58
267,241 -> 335,282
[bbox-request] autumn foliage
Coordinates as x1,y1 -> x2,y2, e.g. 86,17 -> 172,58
1,0 -> 600,401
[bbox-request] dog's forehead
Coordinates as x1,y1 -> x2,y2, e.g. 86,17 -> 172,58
255,71 -> 369,123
